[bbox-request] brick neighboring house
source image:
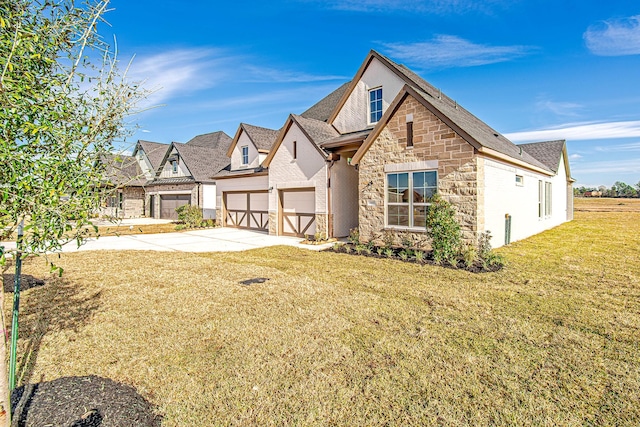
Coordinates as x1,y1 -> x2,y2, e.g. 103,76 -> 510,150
215,50 -> 574,247
99,154 -> 147,218
146,131 -> 232,219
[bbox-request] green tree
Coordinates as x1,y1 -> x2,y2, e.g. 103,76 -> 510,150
1,0 -> 144,420
425,194 -> 461,265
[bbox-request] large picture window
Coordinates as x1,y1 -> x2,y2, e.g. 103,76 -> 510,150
369,87 -> 382,123
386,170 -> 437,228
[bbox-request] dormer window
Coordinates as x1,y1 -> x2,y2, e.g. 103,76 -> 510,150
241,146 -> 249,165
171,160 -> 178,173
369,87 -> 383,124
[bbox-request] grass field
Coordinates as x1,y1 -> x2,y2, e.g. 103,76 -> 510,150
4,199 -> 639,426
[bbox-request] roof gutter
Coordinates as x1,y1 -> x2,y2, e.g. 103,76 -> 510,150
477,147 -> 554,176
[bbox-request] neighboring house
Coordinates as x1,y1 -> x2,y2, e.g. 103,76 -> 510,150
214,123 -> 279,231
231,50 -> 573,246
146,131 -> 232,220
99,154 -> 147,218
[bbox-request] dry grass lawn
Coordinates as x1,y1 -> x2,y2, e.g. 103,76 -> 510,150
4,200 -> 639,426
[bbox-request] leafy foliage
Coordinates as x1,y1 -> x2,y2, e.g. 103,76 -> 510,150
0,0 -> 145,257
425,195 -> 462,265
175,205 -> 204,229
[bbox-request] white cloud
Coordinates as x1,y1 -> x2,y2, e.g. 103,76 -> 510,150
536,99 -> 583,117
309,0 -> 506,14
382,36 -> 535,68
505,121 -> 640,142
569,153 -> 583,160
242,66 -> 347,83
584,15 -> 640,56
127,48 -> 231,104
594,141 -> 640,152
572,158 -> 640,175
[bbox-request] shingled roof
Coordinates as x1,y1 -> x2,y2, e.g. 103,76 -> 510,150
136,140 -> 169,172
301,81 -> 351,122
171,141 -> 232,182
342,51 -> 552,172
241,123 -> 279,152
292,114 -> 340,147
186,131 -> 232,149
518,140 -> 566,173
102,154 -> 146,187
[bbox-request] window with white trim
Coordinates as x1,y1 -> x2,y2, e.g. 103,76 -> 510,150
369,87 -> 383,124
538,180 -> 543,218
545,182 -> 552,216
171,160 -> 178,174
515,175 -> 523,186
241,146 -> 249,165
386,170 -> 437,228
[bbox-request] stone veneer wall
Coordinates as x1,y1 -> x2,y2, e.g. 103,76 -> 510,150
123,187 -> 145,218
358,95 -> 480,245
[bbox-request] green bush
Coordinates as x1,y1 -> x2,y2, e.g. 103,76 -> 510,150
175,205 -> 204,228
425,195 -> 461,265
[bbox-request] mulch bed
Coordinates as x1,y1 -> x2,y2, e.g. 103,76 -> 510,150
329,243 -> 503,273
10,375 -> 161,427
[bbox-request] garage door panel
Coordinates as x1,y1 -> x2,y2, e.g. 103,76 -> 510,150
160,194 -> 190,219
281,190 -> 316,237
224,191 -> 268,231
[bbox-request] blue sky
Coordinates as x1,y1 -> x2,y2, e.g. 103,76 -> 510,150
103,0 -> 640,187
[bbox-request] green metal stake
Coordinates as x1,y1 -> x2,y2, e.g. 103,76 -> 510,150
9,220 -> 24,391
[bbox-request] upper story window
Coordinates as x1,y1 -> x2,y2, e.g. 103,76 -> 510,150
515,175 -> 524,186
386,170 -> 437,229
369,87 -> 383,124
241,146 -> 249,165
171,160 -> 178,173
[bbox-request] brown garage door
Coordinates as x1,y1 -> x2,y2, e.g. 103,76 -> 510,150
224,191 -> 269,231
160,194 -> 190,219
280,189 -> 315,237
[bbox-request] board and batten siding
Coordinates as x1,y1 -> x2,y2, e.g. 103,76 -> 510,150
482,154 -> 569,248
332,57 -> 406,134
231,131 -> 261,170
159,148 -> 191,178
268,123 -> 328,235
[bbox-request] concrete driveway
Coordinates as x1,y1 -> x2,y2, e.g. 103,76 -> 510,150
45,227 -> 331,253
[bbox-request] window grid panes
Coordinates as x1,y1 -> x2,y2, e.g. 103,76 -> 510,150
386,170 -> 437,228
369,88 -> 382,123
241,146 -> 249,165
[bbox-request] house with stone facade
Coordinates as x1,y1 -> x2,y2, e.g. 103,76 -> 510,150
146,131 -> 232,219
213,50 -> 573,247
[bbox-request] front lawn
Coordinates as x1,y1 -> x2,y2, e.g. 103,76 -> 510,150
5,202 -> 640,426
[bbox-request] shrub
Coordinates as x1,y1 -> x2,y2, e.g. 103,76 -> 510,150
425,195 -> 461,265
414,250 -> 425,263
348,228 -> 360,245
477,231 -> 505,270
175,205 -> 204,228
383,248 -> 394,258
460,244 -> 478,269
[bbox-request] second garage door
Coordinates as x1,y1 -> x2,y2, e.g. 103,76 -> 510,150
224,191 -> 269,231
160,194 -> 191,219
281,189 -> 316,237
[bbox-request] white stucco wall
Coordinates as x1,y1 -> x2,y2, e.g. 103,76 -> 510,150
202,184 -> 217,219
159,147 -> 191,178
482,155 -> 569,248
230,131 -> 260,170
215,175 -> 269,208
268,123 -> 328,230
332,57 -> 406,134
331,156 -> 359,237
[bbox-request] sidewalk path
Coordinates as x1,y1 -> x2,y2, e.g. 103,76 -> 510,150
1,227 -> 332,253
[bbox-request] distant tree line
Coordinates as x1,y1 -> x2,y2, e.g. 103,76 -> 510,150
574,181 -> 640,198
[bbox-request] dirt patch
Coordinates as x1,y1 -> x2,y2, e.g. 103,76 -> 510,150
10,375 -> 161,427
